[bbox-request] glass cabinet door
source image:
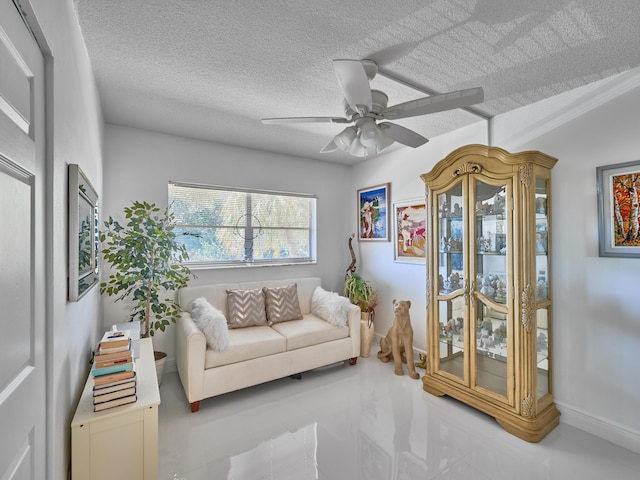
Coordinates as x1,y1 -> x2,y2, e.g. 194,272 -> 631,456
435,181 -> 466,383
472,179 -> 510,399
535,178 -> 550,399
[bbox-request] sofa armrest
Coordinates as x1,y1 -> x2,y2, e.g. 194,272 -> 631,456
346,303 -> 361,357
175,312 -> 207,403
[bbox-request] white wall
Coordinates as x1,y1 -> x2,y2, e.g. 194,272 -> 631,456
350,121 -> 489,353
27,1 -> 104,479
352,68 -> 640,453
102,124 -> 353,360
494,67 -> 640,452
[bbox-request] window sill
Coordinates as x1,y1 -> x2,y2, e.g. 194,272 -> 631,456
183,260 -> 317,271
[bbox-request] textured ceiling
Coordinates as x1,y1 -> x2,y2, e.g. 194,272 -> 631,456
74,0 -> 640,165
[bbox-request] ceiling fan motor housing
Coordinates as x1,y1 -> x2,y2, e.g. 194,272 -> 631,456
370,90 -> 389,116
343,89 -> 388,119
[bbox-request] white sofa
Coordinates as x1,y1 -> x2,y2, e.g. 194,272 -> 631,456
175,277 -> 360,412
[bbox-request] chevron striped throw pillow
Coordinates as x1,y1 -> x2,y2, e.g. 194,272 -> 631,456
263,284 -> 303,325
225,288 -> 268,328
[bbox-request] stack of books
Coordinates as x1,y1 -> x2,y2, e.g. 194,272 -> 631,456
113,321 -> 141,358
92,330 -> 137,412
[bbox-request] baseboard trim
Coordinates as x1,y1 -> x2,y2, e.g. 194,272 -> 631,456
555,401 -> 640,454
410,348 -> 640,454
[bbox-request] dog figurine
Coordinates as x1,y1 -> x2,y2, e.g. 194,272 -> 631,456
378,300 -> 419,379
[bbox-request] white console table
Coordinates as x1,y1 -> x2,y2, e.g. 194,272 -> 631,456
71,337 -> 160,480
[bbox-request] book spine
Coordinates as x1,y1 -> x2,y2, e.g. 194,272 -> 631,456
93,350 -> 133,362
93,394 -> 137,412
93,380 -> 137,395
97,340 -> 131,354
93,357 -> 133,369
93,387 -> 137,404
92,370 -> 136,386
91,362 -> 134,377
98,339 -> 130,349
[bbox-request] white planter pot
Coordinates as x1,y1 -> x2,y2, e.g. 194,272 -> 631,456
154,351 -> 167,385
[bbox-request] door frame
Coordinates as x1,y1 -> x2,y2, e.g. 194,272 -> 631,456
10,0 -> 54,476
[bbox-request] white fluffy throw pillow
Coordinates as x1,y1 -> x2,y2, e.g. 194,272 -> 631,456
311,286 -> 351,327
190,297 -> 230,352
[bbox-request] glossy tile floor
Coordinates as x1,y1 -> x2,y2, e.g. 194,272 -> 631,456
158,357 -> 640,479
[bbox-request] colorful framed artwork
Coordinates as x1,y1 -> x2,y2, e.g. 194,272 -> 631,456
596,160 -> 640,257
357,183 -> 390,241
393,198 -> 426,263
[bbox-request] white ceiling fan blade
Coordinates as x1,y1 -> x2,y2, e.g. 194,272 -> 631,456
333,60 -> 372,114
320,140 -> 338,153
381,87 -> 484,120
379,122 -> 429,148
262,116 -> 349,124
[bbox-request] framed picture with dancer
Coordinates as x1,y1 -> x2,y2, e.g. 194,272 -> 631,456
597,160 -> 640,257
393,198 -> 426,263
357,183 -> 390,241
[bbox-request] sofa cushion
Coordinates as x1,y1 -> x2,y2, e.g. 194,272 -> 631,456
205,326 -> 286,368
263,284 -> 303,325
311,286 -> 352,327
226,288 -> 268,328
177,277 -> 322,315
271,315 -> 348,351
190,297 -> 229,352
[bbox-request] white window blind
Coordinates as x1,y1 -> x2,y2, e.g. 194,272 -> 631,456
168,182 -> 316,266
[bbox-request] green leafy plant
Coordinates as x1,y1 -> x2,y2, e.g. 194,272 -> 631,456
344,273 -> 378,322
100,201 -> 193,337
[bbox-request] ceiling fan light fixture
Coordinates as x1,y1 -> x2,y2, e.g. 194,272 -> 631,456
359,120 -> 382,149
349,136 -> 369,157
334,126 -> 357,151
375,129 -> 395,153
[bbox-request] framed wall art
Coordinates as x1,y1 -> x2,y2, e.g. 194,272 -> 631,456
68,164 -> 99,301
596,160 -> 640,258
393,198 -> 426,263
357,183 -> 390,241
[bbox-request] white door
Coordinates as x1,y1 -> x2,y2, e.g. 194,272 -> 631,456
0,0 -> 46,478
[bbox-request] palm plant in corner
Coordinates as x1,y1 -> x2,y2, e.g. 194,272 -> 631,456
344,272 -> 378,358
100,201 -> 193,381
344,272 -> 378,322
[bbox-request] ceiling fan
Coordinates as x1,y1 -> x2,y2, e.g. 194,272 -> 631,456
262,59 -> 484,157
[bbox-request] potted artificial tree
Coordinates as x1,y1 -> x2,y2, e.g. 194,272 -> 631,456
344,272 -> 378,357
100,200 -> 193,384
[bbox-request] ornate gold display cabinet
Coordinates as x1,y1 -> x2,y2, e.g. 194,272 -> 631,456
421,144 -> 559,442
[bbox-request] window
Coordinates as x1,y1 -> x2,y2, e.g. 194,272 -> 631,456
168,182 -> 316,267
